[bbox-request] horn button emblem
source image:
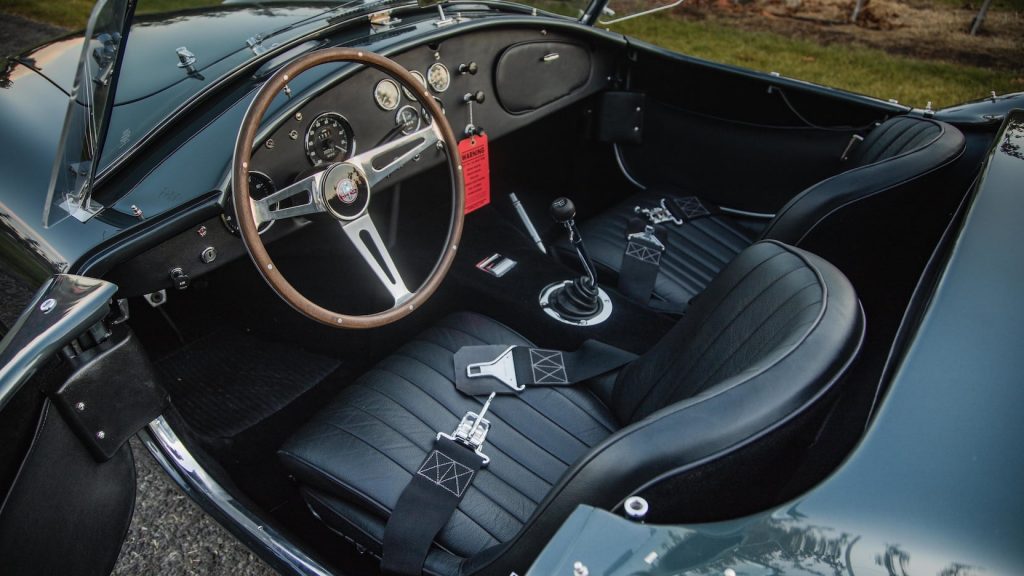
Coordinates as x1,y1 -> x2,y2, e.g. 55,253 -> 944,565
323,164 -> 369,220
337,178 -> 359,204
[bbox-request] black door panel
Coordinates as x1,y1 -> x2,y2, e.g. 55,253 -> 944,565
618,44 -> 906,212
0,400 -> 136,576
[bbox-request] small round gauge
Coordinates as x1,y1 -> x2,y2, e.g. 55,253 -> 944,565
305,112 -> 354,167
374,78 -> 401,111
427,62 -> 450,93
402,70 -> 428,100
223,171 -> 277,235
395,105 -> 421,135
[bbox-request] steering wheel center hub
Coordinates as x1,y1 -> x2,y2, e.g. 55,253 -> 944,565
323,163 -> 370,220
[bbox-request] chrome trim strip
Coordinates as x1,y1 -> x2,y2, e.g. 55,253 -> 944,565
719,206 -> 776,219
144,416 -> 333,576
0,275 -> 116,412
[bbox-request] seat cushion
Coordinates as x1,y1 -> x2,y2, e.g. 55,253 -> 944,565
581,190 -> 756,309
278,312 -> 618,568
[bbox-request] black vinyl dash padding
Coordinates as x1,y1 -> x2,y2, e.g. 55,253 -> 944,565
158,330 -> 341,437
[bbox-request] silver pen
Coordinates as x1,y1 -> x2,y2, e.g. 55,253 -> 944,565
509,193 -> 547,254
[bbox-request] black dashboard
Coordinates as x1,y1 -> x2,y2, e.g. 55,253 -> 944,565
106,25 -> 617,298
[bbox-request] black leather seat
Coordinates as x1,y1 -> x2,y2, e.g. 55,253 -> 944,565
581,115 -> 965,310
280,241 -> 864,575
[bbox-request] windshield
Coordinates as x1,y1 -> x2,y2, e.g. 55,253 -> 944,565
45,0 -> 594,224
44,0 -> 134,226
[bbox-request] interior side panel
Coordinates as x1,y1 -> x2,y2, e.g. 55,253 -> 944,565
618,42 -> 907,212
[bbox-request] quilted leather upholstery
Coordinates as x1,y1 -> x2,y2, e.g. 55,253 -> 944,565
578,115 -> 964,310
582,190 -> 755,309
280,241 -> 864,576
848,115 -> 945,166
279,313 -> 618,571
612,241 -> 830,423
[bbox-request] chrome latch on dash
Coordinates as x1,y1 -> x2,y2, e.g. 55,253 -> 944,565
465,346 -> 524,391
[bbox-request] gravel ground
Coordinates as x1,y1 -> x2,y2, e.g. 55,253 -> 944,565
1,13 -> 279,576
114,438 -> 278,576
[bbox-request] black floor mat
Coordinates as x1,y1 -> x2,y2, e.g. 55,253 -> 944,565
157,329 -> 342,438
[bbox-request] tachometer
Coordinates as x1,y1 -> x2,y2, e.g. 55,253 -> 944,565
304,112 -> 354,167
374,79 -> 401,111
427,63 -> 450,93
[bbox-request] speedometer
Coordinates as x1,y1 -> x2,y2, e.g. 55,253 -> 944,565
304,112 -> 354,167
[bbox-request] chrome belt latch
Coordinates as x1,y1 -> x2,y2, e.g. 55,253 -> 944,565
627,225 -> 665,251
634,198 -> 683,226
465,346 -> 524,391
438,392 -> 496,465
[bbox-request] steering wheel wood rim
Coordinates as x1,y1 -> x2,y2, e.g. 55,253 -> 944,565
232,48 -> 465,329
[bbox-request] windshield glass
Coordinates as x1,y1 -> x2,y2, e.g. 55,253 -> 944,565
44,0 -> 133,226
46,0 -> 595,224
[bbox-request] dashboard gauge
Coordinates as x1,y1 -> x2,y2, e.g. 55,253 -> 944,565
223,171 -> 277,235
395,105 -> 421,135
402,70 -> 428,100
427,63 -> 450,93
305,112 -> 353,167
374,79 -> 401,111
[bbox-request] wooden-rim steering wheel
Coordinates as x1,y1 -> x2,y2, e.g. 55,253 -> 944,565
232,48 -> 465,329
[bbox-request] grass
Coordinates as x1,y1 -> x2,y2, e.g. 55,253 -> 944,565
2,0 -> 1019,107
610,15 -> 1020,107
0,0 -> 223,28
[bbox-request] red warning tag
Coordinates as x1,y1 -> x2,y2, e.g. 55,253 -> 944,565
458,134 -> 490,214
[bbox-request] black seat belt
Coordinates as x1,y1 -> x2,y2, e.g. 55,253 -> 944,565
619,195 -> 722,307
382,394 -> 496,575
383,340 -> 633,572
452,340 -> 635,396
618,218 -> 667,304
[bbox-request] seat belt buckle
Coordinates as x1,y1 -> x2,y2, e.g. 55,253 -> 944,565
465,346 -> 524,392
634,199 -> 683,226
627,225 -> 665,250
438,392 -> 496,465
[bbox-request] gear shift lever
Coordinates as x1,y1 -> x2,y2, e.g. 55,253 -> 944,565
550,197 -> 598,289
541,197 -> 606,323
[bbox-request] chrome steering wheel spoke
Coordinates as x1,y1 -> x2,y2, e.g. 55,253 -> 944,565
251,171 -> 328,225
340,215 -> 413,306
345,124 -> 441,189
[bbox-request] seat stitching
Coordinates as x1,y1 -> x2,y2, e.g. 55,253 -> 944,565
318,419 -> 509,542
354,386 -> 549,502
625,249 -> 790,421
648,264 -> 809,413
732,288 -> 825,364
398,340 -> 607,454
548,387 -> 616,435
340,403 -> 538,520
692,280 -> 821,391
368,365 -> 575,467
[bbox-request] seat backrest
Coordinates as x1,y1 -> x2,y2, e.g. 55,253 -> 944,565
609,241 -> 853,424
759,116 -> 965,245
468,241 -> 864,575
